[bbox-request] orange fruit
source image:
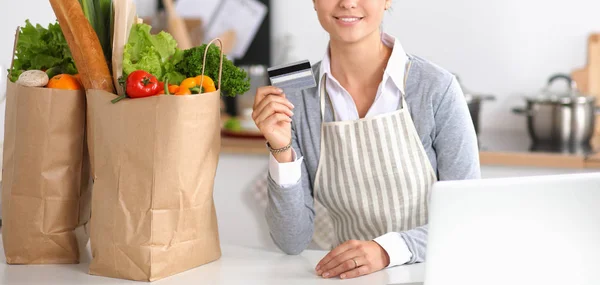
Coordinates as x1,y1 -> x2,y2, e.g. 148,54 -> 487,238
47,74 -> 83,90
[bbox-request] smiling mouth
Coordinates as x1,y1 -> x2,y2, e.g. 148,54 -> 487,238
334,16 -> 364,23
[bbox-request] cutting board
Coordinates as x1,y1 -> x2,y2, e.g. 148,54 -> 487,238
572,34 -> 600,96
573,34 -> 600,146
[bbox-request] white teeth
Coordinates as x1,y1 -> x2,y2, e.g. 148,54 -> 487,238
339,17 -> 360,22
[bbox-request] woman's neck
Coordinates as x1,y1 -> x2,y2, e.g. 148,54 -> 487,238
329,30 -> 392,89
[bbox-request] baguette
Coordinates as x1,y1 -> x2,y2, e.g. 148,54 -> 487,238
49,0 -> 115,93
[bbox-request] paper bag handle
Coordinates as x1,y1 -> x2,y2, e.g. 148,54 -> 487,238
8,26 -> 20,79
200,38 -> 224,92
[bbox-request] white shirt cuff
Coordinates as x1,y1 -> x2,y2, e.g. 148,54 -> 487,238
373,232 -> 412,267
268,148 -> 303,187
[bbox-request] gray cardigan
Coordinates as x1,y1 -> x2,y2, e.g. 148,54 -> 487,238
265,55 -> 481,264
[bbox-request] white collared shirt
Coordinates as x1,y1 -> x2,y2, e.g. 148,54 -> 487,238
268,32 -> 413,267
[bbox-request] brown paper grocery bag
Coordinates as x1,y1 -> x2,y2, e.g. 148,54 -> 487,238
87,39 -> 224,282
1,80 -> 92,264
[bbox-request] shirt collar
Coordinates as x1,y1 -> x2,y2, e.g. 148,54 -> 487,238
318,32 -> 409,95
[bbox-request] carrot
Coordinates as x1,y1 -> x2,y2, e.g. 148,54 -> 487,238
168,85 -> 180,94
175,88 -> 191,96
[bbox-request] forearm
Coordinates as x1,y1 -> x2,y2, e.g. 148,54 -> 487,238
265,123 -> 316,255
265,175 -> 315,255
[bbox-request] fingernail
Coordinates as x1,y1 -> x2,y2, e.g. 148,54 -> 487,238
290,111 -> 294,116
291,103 -> 295,108
323,272 -> 330,278
277,88 -> 283,93
340,274 -> 346,279
316,270 -> 322,275
315,265 -> 320,271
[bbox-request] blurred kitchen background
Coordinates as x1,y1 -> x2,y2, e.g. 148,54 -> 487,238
1,0 -> 599,135
0,0 -> 599,248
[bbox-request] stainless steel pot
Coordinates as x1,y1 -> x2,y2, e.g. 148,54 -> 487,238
456,76 -> 495,135
512,74 -> 599,147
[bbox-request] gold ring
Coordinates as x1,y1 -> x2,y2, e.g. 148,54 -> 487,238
352,258 -> 358,268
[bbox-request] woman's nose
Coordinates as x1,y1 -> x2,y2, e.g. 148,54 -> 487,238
338,0 -> 358,9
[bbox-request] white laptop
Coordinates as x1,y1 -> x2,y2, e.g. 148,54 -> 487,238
402,172 -> 600,285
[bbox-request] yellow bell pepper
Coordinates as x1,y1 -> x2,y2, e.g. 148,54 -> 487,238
178,75 -> 217,94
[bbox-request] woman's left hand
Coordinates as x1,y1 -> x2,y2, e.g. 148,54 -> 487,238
315,240 -> 390,279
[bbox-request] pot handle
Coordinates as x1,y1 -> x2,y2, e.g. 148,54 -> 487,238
512,107 -> 534,116
547,74 -> 577,90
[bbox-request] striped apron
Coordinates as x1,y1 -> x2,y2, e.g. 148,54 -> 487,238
312,60 -> 437,249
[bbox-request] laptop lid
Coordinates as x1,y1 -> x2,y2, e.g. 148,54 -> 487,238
423,173 -> 600,285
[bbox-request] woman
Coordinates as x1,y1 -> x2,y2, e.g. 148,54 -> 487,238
252,0 -> 480,280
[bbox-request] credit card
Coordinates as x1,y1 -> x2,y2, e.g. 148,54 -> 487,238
267,60 -> 317,92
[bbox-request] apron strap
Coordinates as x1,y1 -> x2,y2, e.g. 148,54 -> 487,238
399,58 -> 412,110
320,76 -> 327,120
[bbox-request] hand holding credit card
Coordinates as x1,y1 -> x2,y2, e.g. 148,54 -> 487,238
268,60 -> 317,93
251,61 -> 313,160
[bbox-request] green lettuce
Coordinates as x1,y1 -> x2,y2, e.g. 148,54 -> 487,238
162,49 -> 186,85
122,23 -> 185,84
9,20 -> 77,82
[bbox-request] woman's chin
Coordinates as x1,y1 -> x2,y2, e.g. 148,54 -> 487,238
328,26 -> 380,46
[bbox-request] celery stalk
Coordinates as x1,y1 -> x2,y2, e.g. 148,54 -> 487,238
96,0 -> 113,66
109,0 -> 114,56
79,0 -> 96,32
78,0 -> 112,67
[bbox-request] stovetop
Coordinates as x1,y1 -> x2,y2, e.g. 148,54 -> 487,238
477,129 -> 597,157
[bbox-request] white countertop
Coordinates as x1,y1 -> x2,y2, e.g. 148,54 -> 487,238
0,155 -> 429,284
0,236 -> 424,284
3,155 -> 595,285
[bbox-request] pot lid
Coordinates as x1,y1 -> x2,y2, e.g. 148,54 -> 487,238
526,74 -> 596,104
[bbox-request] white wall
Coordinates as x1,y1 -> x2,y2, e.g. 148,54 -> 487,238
0,1 -> 57,67
1,0 -> 600,139
0,0 -> 59,143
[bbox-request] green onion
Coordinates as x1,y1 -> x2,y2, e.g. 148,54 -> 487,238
79,0 -> 113,67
